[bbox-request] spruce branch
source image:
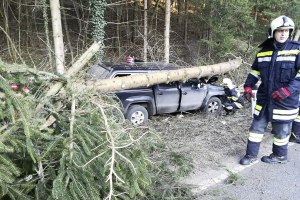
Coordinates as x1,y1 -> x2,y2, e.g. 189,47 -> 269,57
115,151 -> 136,173
35,150 -> 44,181
0,75 -> 37,163
69,93 -> 76,160
93,101 -> 123,200
115,131 -> 148,149
74,150 -> 107,168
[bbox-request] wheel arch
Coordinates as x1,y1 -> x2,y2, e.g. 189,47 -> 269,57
123,97 -> 156,116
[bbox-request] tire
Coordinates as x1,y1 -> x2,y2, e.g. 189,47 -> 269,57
126,105 -> 149,125
204,97 -> 222,114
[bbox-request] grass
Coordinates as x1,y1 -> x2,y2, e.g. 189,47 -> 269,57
225,169 -> 244,185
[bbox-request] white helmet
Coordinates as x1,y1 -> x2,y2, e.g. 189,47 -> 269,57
269,15 -> 295,38
222,78 -> 234,89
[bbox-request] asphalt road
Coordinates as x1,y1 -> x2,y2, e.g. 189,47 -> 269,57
197,143 -> 300,200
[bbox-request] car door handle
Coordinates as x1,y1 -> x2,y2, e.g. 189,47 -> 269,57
183,91 -> 187,95
158,92 -> 163,95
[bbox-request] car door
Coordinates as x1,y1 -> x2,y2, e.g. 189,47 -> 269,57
179,80 -> 207,111
154,82 -> 180,114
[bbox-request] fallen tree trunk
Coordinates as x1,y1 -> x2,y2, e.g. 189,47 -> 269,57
85,58 -> 243,92
44,41 -> 101,98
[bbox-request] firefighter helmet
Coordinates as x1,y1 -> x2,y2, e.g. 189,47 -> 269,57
269,16 -> 295,38
222,78 -> 234,89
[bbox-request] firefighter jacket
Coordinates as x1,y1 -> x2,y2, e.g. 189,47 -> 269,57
223,87 -> 244,110
244,39 -> 300,122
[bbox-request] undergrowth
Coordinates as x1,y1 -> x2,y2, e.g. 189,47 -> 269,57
0,62 -> 195,199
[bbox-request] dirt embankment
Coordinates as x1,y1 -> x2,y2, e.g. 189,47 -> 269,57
148,103 -> 253,171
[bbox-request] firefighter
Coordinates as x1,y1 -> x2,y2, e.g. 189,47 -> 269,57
240,16 -> 300,165
221,78 -> 244,115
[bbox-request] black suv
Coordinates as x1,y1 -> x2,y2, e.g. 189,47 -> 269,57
88,62 -> 225,125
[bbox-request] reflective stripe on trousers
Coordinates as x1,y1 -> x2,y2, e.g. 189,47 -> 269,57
292,114 -> 300,136
246,111 -> 292,157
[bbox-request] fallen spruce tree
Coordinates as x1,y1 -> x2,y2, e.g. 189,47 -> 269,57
0,56 -> 242,199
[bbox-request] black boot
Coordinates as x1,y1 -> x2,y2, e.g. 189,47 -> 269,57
239,155 -> 258,165
289,133 -> 300,144
261,153 -> 287,164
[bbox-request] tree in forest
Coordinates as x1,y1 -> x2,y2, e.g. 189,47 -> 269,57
50,0 -> 65,75
144,0 -> 148,62
164,0 -> 171,63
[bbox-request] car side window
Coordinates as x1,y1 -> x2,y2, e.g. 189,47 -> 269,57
182,80 -> 200,88
157,82 -> 177,89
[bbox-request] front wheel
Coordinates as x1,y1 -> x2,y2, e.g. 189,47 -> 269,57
126,105 -> 149,125
203,97 -> 222,114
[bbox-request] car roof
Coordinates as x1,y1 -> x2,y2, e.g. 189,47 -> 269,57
87,62 -> 178,80
102,62 -> 178,71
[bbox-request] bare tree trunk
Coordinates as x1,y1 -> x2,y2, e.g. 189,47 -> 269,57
2,0 -> 15,61
116,5 -> 121,56
164,0 -> 171,63
86,58 -> 243,92
147,0 -> 152,10
42,0 -> 53,67
178,0 -> 183,26
50,0 -> 65,75
62,4 -> 74,63
18,0 -> 21,52
131,0 -> 139,43
184,0 -> 188,43
143,0 -> 148,61
150,0 -> 160,28
293,29 -> 300,41
72,0 -> 82,55
254,0 -> 259,21
126,0 -> 131,41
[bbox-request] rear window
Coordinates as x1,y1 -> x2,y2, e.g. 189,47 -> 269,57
86,64 -> 110,80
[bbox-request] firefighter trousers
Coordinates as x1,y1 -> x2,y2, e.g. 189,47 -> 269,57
292,113 -> 300,136
246,112 -> 292,157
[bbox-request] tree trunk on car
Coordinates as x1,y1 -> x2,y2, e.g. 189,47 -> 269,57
84,58 -> 243,92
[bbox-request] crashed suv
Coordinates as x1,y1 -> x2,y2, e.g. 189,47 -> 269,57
87,62 -> 225,125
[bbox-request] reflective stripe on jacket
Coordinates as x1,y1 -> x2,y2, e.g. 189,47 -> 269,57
224,88 -> 244,109
245,39 -> 300,122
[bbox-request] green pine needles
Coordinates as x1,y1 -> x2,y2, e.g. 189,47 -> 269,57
0,61 -> 194,199
0,63 -> 153,199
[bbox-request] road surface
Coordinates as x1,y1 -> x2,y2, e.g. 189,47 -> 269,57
196,142 -> 300,200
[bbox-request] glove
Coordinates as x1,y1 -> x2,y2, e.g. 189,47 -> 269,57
271,87 -> 291,101
243,86 -> 254,101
